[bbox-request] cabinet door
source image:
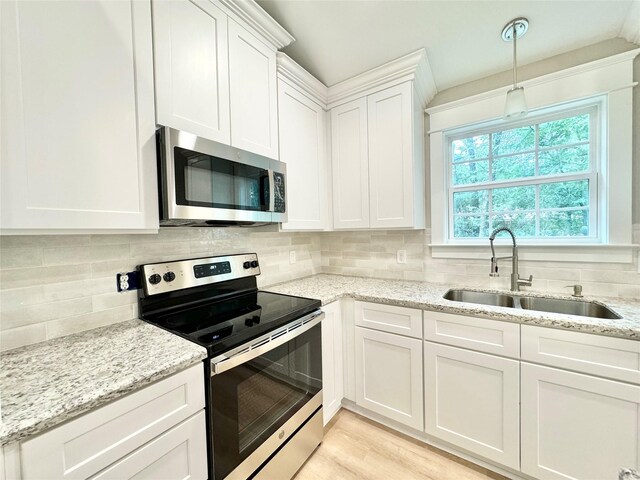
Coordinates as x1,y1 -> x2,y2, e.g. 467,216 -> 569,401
1,0 -> 157,230
521,362 -> 640,480
331,98 -> 369,229
152,0 -> 230,144
424,342 -> 520,470
355,327 -> 423,429
278,79 -> 330,231
367,82 -> 415,229
322,301 -> 344,425
90,412 -> 207,480
228,19 -> 278,159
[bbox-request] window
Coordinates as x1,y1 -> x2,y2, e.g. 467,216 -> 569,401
447,105 -> 599,241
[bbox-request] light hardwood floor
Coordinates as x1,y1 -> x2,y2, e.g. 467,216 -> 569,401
294,409 -> 510,480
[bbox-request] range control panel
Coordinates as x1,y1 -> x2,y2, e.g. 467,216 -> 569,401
140,253 -> 260,296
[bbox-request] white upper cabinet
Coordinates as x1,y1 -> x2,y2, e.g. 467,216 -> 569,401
331,98 -> 370,229
152,0 -> 292,160
1,0 -> 158,231
328,50 -> 434,230
228,18 -> 279,159
368,82 -> 421,229
153,0 -> 230,144
278,63 -> 331,230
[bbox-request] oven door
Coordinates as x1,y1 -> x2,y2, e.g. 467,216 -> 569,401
209,312 -> 322,480
159,127 -> 286,224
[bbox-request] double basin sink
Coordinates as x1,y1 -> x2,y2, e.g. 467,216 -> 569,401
443,289 -> 621,319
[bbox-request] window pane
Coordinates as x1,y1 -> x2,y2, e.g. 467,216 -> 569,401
452,160 -> 489,185
539,114 -> 589,148
492,185 -> 536,212
454,215 -> 489,238
539,145 -> 589,175
492,153 -> 535,181
540,180 -> 589,209
491,212 -> 536,237
453,190 -> 488,214
492,126 -> 535,156
452,135 -> 489,163
540,210 -> 589,236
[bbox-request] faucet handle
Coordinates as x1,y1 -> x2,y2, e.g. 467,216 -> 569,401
565,284 -> 583,297
489,257 -> 499,277
519,274 -> 533,286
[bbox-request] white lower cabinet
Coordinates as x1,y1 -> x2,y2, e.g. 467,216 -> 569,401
322,301 -> 344,425
521,362 -> 640,480
424,342 -> 520,471
355,326 -> 423,430
20,364 -> 206,480
91,411 -> 207,480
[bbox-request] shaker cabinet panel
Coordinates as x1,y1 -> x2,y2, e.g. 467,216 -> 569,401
331,98 -> 370,229
278,79 -> 330,231
367,82 -> 415,229
424,342 -> 520,471
152,0 -> 230,144
355,327 -> 423,430
228,19 -> 279,159
521,362 -> 640,480
91,412 -> 207,480
322,301 -> 344,424
0,0 -> 158,230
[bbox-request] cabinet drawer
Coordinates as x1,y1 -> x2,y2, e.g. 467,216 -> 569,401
522,325 -> 640,384
424,311 -> 520,358
355,301 -> 422,338
21,363 -> 205,480
90,411 -> 207,480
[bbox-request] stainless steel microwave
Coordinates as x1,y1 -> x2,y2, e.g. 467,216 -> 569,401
157,127 -> 286,226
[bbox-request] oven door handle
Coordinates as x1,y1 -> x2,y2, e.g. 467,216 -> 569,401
210,310 -> 324,376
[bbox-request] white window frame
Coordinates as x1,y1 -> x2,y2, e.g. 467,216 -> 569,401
445,100 -> 603,244
425,48 -> 638,263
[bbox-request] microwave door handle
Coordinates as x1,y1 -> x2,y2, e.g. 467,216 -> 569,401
267,169 -> 275,212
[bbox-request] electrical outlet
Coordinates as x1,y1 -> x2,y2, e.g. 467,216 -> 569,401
396,249 -> 407,264
289,250 -> 297,264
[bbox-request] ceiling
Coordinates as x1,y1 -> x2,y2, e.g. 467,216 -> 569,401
257,0 -> 635,91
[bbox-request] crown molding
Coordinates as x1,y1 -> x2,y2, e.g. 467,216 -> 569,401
425,48 -> 640,116
620,0 -> 640,45
327,48 -> 437,109
276,53 -> 328,107
218,0 -> 294,50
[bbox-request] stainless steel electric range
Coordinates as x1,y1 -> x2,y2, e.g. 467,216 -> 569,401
138,253 -> 323,480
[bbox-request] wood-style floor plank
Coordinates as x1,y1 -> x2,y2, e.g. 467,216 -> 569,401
294,409 -> 510,480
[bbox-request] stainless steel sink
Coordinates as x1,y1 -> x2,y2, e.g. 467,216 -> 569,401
443,290 -> 516,308
443,289 -> 622,319
519,296 -> 621,319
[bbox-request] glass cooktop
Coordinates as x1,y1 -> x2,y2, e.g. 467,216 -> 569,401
144,290 -> 321,357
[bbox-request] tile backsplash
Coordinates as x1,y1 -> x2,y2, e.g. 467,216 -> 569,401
0,227 -> 321,351
1,225 -> 638,352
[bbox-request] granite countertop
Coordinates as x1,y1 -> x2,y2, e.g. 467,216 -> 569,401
266,274 -> 640,340
0,320 -> 207,447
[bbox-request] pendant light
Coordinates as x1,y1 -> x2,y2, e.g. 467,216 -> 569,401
502,17 -> 529,119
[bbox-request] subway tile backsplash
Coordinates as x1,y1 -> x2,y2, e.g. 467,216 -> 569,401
1,225 -> 638,352
0,227 -> 321,351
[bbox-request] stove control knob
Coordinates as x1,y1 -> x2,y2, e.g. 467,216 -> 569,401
252,316 -> 260,325
243,261 -> 251,269
148,274 -> 161,285
163,272 -> 176,282
245,318 -> 253,327
250,260 -> 259,268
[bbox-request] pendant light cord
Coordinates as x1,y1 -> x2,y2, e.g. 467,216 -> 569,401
512,20 -> 518,88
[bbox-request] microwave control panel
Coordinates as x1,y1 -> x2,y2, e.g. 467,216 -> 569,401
273,172 -> 286,213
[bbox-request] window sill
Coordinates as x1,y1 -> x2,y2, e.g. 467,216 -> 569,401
429,243 -> 639,263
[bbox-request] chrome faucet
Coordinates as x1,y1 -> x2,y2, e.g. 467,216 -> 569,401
489,227 -> 533,291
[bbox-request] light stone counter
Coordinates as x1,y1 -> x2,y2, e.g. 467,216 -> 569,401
0,320 -> 207,447
266,274 -> 640,340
